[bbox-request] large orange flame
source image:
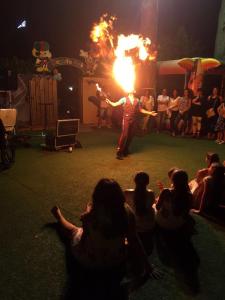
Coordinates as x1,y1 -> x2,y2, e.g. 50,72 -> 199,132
90,14 -> 154,93
90,14 -> 115,49
90,20 -> 109,43
113,34 -> 151,93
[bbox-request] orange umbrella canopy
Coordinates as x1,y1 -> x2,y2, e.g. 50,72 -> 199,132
158,58 -> 221,75
178,58 -> 221,72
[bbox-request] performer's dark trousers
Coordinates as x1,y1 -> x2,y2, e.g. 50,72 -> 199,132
117,117 -> 136,155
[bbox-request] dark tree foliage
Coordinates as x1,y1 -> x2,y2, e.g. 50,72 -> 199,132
158,27 -> 205,60
0,57 -> 33,74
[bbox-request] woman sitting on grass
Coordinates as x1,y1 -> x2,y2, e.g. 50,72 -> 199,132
156,167 -> 179,192
215,100 -> 225,145
155,170 -> 193,232
190,152 -> 220,209
124,172 -> 155,256
197,152 -> 220,183
51,178 -> 158,297
193,163 -> 225,215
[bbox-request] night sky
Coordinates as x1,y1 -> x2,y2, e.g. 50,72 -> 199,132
0,0 -> 222,59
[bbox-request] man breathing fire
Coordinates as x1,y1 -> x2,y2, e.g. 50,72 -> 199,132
90,14 -> 157,159
106,93 -> 157,160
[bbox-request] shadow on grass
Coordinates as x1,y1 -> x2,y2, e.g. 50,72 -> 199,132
45,222 -> 128,300
155,228 -> 200,296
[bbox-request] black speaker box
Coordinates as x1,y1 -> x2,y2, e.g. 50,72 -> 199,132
45,134 -> 76,150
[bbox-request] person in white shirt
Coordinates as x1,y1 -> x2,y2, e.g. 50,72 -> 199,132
168,89 -> 180,136
156,89 -> 170,132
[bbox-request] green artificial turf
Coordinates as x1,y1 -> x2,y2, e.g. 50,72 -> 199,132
0,129 -> 225,300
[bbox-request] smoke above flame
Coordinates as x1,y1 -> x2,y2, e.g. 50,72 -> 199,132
90,14 -> 156,93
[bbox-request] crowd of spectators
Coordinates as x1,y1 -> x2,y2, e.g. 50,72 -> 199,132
140,87 -> 225,144
51,153 -> 225,299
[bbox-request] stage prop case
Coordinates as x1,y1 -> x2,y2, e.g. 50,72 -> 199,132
45,118 -> 80,150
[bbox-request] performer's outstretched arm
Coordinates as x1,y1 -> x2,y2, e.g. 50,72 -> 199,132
106,98 -> 125,107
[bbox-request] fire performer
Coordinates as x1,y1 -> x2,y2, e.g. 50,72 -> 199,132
106,93 -> 157,160
90,15 -> 158,159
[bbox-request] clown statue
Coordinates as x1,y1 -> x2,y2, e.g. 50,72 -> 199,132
32,41 -> 52,73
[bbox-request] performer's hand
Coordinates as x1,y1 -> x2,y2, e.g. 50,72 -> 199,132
105,99 -> 110,104
150,111 -> 157,117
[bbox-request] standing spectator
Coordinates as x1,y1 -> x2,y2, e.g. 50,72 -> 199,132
0,119 -> 15,169
167,89 -> 180,136
140,90 -> 155,133
191,88 -> 206,138
215,99 -> 225,144
156,89 -> 170,133
0,119 -> 7,166
125,172 -> 155,255
174,89 -> 192,136
96,89 -> 111,128
206,87 -> 221,140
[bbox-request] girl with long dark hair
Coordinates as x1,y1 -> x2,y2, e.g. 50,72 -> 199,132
156,170 -> 192,231
125,172 -> 155,255
52,179 -> 130,268
206,87 -> 222,139
51,178 -> 158,298
197,163 -> 225,214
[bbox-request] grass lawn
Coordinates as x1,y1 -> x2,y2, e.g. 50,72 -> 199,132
0,129 -> 225,300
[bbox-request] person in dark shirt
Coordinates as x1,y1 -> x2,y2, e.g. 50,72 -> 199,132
106,93 -> 157,160
0,119 -> 15,168
206,87 -> 222,139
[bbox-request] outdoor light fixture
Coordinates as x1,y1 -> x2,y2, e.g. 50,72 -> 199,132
17,20 -> 27,29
